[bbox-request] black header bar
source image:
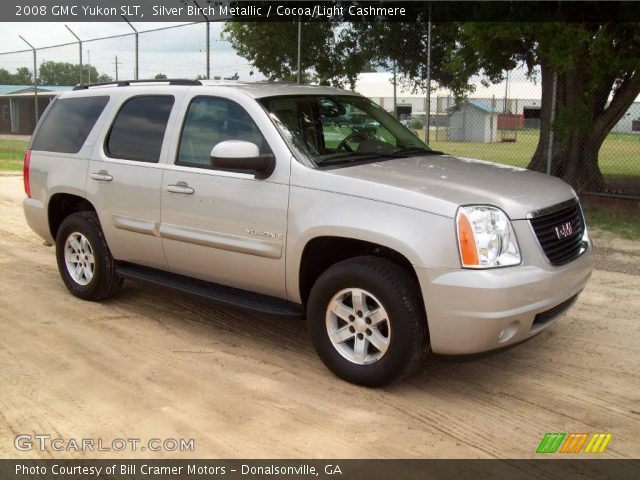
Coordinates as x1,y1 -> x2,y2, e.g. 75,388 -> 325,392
6,1 -> 640,22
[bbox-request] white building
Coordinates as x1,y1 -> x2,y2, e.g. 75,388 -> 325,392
448,100 -> 500,143
354,72 -> 640,134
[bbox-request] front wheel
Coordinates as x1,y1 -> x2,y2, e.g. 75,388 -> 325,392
55,211 -> 123,301
307,256 -> 429,387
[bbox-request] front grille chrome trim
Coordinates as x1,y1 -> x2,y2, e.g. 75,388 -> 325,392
527,198 -> 579,219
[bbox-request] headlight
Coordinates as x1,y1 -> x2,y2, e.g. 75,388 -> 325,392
456,205 -> 521,268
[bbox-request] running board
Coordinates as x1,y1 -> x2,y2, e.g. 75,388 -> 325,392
116,263 -> 303,317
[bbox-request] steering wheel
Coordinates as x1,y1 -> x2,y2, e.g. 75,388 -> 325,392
336,131 -> 368,152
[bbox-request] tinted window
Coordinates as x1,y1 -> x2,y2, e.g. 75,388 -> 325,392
177,96 -> 268,168
106,96 -> 174,163
260,95 -> 432,168
31,96 -> 109,153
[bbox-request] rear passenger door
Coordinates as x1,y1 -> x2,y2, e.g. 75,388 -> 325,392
86,92 -> 181,269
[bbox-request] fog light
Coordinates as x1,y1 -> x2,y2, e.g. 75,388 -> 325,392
498,321 -> 519,343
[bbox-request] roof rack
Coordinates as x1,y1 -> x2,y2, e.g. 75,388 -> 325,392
73,79 -> 202,90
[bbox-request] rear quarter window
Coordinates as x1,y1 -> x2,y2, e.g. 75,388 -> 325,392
31,96 -> 109,154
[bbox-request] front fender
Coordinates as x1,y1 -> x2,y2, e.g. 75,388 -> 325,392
285,185 -> 459,303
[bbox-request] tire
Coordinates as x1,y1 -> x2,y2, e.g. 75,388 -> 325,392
307,256 -> 429,387
55,211 -> 123,301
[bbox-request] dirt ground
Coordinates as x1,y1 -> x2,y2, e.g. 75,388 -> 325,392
0,175 -> 638,459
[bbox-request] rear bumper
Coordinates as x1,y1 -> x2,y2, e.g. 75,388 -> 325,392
23,197 -> 54,244
416,244 -> 593,355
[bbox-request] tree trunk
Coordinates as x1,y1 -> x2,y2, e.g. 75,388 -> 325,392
528,63 -> 607,192
528,54 -> 640,193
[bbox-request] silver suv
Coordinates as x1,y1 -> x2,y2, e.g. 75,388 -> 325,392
23,80 -> 592,386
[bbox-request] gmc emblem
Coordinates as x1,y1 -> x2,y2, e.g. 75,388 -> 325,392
555,222 -> 574,240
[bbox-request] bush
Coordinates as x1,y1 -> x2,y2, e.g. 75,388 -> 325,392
408,117 -> 424,130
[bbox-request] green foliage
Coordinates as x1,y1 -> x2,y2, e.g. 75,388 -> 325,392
0,67 -> 33,85
0,138 -> 27,171
95,73 -> 113,83
408,117 -> 424,130
154,73 -> 168,80
0,63 -> 113,86
38,61 -> 105,85
584,205 -> 640,240
222,22 -> 370,88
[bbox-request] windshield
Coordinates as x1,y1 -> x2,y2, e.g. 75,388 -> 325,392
259,95 -> 438,167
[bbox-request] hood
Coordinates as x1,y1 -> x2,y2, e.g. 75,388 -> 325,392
308,154 -> 577,219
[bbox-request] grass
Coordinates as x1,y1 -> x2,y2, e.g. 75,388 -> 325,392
2,132 -> 638,238
425,129 -> 640,177
0,138 -> 27,171
582,202 -> 640,240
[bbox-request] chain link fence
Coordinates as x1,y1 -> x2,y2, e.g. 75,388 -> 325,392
0,21 -> 638,197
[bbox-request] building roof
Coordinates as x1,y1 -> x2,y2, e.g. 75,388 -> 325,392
0,85 -> 74,95
450,99 -> 502,114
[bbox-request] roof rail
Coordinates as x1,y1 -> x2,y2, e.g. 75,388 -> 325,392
73,79 -> 202,90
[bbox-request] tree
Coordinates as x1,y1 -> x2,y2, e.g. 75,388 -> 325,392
12,67 -> 32,84
458,22 -> 640,191
154,73 -> 168,79
96,73 -> 113,83
225,20 -> 640,191
223,22 -> 372,88
0,68 -> 14,84
39,61 -> 103,85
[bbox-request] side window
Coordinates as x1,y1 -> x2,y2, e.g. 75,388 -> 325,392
106,95 -> 174,163
31,96 -> 109,153
177,96 -> 268,168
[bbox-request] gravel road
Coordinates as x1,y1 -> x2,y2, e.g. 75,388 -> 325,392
0,176 -> 638,459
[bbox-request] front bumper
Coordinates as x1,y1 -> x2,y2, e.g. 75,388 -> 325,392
416,241 -> 593,355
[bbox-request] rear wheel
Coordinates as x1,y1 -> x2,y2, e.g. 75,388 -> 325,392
307,256 -> 429,387
56,211 -> 123,301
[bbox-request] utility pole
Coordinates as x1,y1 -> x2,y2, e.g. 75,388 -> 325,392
424,5 -> 432,144
113,56 -> 122,81
87,50 -> 91,83
19,35 -> 38,123
193,0 -> 210,79
297,20 -> 302,84
547,73 -> 558,175
65,25 -> 83,84
393,60 -> 397,119
122,16 -> 139,79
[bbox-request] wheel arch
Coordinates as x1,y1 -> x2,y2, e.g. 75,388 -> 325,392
296,234 -> 424,308
48,193 -> 97,241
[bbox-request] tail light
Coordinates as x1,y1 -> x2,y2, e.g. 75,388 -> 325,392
23,149 -> 31,198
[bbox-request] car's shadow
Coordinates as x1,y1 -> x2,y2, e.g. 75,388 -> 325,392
109,279 -> 548,392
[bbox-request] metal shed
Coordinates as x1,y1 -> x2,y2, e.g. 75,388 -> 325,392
448,99 -> 500,143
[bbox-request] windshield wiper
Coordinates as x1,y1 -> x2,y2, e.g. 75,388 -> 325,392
315,151 -> 400,166
391,147 -> 443,156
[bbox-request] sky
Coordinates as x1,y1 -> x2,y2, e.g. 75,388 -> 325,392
0,21 -> 547,100
0,22 -> 260,81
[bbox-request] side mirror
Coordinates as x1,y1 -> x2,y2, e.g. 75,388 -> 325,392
210,140 -> 275,179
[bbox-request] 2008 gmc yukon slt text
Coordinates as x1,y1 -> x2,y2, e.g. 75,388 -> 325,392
23,80 -> 592,386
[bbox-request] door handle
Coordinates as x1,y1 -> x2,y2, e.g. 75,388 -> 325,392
167,182 -> 195,195
90,170 -> 113,182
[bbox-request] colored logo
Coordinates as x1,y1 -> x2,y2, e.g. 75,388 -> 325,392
537,433 -> 612,454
